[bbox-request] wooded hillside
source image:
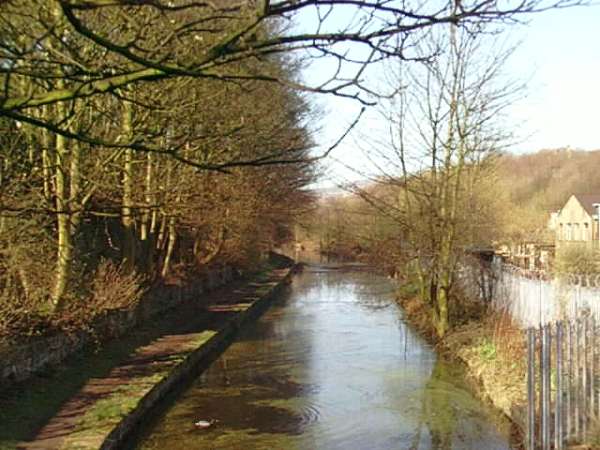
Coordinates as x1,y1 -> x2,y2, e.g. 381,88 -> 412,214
495,148 -> 600,239
0,2 -> 316,342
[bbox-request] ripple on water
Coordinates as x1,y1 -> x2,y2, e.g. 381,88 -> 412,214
135,269 -> 515,450
296,400 -> 322,428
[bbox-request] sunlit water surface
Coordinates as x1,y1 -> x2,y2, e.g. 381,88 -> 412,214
135,265 -> 514,450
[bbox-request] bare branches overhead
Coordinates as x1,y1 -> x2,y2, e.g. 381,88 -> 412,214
1,0 -> 586,112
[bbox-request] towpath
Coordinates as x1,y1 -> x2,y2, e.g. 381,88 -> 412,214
0,265 -> 291,450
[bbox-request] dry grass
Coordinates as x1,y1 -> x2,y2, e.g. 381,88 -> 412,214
53,260 -> 145,332
397,295 -> 438,343
0,260 -> 145,344
398,291 -> 528,436
491,310 -> 527,365
444,310 -> 527,421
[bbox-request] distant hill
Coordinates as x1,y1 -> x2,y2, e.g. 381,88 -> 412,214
495,148 -> 600,240
312,185 -> 346,197
311,148 -> 600,244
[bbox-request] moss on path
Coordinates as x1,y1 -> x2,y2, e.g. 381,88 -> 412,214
0,266 -> 292,450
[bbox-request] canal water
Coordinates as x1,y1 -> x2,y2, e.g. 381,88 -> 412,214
135,265 -> 515,449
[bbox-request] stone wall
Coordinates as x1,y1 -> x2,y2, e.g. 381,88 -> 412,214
0,266 -> 235,389
101,265 -> 297,450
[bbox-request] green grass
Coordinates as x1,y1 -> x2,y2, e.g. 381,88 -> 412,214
64,386 -> 145,449
0,343 -> 139,448
396,280 -> 420,299
63,331 -> 218,449
477,338 -> 497,362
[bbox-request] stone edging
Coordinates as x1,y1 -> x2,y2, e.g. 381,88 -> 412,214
99,264 -> 299,450
1,267 -> 235,389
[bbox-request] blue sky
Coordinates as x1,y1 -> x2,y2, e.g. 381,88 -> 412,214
296,4 -> 600,185
506,6 -> 600,152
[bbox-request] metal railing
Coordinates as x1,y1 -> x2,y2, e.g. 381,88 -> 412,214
527,314 -> 599,449
460,263 -> 600,327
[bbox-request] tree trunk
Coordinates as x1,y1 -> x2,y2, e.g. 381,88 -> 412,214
41,112 -> 52,202
69,138 -> 82,231
193,225 -> 226,266
121,100 -> 136,273
52,104 -> 71,306
139,152 -> 156,273
140,152 -> 152,241
161,216 -> 177,277
434,273 -> 450,338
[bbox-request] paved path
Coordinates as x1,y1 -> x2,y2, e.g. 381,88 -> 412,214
0,267 -> 291,450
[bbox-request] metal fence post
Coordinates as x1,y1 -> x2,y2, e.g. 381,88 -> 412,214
591,315 -> 596,419
583,315 -> 589,438
556,321 -> 563,450
576,318 -> 581,441
540,324 -> 550,450
540,324 -> 546,448
528,327 -> 537,450
545,324 -> 552,449
567,320 -> 573,440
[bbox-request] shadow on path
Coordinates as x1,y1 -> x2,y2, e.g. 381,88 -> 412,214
0,270 -> 282,450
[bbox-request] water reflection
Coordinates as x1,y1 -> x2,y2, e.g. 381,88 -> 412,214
135,266 -> 513,449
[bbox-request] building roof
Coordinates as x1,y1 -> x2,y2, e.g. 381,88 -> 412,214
573,193 -> 600,216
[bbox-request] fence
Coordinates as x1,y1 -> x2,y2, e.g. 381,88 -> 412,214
460,261 -> 600,448
460,261 -> 600,328
526,315 -> 600,449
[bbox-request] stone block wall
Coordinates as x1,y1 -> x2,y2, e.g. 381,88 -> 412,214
0,266 -> 235,389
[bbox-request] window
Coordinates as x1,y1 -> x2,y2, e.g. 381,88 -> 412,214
559,223 -> 564,240
585,223 -> 590,241
574,223 -> 580,240
566,223 -> 572,241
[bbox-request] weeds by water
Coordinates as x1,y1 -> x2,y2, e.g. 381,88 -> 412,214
397,290 -> 527,447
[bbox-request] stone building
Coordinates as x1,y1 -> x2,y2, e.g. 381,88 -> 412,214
554,194 -> 600,246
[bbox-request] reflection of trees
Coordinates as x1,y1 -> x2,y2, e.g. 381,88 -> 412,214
334,271 -> 397,311
409,361 -> 458,450
140,283 -> 320,448
308,269 -> 399,314
427,363 -> 455,449
294,268 -> 358,304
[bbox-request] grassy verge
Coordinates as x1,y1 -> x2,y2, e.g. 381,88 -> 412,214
397,290 -> 528,445
60,268 -> 289,450
0,256 -> 293,450
62,330 -> 218,450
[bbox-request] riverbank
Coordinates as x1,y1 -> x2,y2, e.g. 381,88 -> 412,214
397,294 -> 528,448
136,265 -> 515,449
0,259 -> 297,450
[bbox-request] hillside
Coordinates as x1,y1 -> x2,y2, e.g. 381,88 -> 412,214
494,148 -> 600,240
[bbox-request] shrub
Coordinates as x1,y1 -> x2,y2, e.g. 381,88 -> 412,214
554,245 -> 600,277
85,260 -> 144,315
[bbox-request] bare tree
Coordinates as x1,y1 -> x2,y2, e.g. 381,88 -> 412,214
0,0 -> 584,167
0,3 -> 319,324
354,22 -> 521,336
